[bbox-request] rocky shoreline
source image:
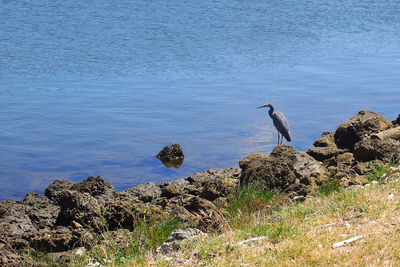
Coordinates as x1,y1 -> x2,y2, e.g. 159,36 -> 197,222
1,110 -> 399,265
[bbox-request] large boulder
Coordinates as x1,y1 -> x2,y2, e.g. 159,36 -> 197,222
334,110 -> 391,150
353,138 -> 400,162
240,145 -> 325,197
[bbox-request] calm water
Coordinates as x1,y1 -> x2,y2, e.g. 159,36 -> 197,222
1,0 -> 400,200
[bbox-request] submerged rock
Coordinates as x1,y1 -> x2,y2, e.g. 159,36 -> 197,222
156,144 -> 184,168
334,110 -> 391,150
156,144 -> 185,168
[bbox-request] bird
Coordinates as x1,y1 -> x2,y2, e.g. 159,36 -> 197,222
257,103 -> 291,145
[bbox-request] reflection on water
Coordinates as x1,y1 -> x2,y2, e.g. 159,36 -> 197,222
158,158 -> 184,169
0,0 -> 400,200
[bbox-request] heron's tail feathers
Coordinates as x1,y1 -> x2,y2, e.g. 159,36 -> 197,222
284,132 -> 291,142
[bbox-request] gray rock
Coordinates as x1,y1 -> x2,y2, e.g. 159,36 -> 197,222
71,176 -> 117,206
334,110 -> 391,150
353,138 -> 400,162
57,190 -> 102,231
23,193 -> 60,230
103,197 -> 135,231
123,182 -> 162,203
156,228 -> 206,255
0,200 -> 37,250
45,179 -> 75,204
313,132 -> 336,147
307,147 -> 344,161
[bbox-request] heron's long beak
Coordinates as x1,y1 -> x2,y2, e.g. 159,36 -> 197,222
257,105 -> 266,109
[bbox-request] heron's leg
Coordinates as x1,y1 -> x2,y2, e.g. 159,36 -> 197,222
281,135 -> 284,145
277,132 -> 280,145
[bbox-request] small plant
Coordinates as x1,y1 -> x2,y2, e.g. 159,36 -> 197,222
315,176 -> 342,197
365,161 -> 399,182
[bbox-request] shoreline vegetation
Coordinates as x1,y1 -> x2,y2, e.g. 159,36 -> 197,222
1,110 -> 400,266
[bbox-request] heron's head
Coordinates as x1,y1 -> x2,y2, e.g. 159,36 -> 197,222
257,103 -> 273,109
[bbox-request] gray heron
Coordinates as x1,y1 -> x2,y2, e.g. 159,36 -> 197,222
257,103 -> 291,145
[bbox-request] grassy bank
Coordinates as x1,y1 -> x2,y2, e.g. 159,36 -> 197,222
28,163 -> 400,266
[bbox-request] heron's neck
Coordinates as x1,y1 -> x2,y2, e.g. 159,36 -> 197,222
268,107 -> 274,118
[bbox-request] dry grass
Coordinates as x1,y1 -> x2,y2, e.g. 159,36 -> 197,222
140,178 -> 400,266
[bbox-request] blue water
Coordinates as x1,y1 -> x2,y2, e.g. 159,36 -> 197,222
1,0 -> 400,200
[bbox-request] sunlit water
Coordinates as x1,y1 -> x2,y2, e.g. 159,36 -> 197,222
1,0 -> 399,200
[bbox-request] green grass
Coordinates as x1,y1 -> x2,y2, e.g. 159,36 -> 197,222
365,161 -> 399,182
314,176 -> 342,197
87,212 -> 185,266
224,184 -> 277,230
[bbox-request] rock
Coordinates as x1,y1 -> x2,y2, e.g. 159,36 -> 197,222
0,249 -> 23,267
240,146 -> 297,190
71,176 -> 117,205
161,184 -> 184,198
31,226 -> 96,253
313,132 -> 336,147
307,147 -> 344,161
45,179 -> 75,204
103,197 -> 135,231
334,110 -> 391,150
199,176 -> 238,201
23,193 -> 60,230
353,138 -> 400,162
30,227 -> 73,252
156,144 -> 184,168
57,190 -> 102,231
381,167 -> 400,182
393,114 -> 400,126
0,200 -> 37,250
240,145 -> 325,197
187,167 -> 241,187
45,247 -> 86,266
123,182 -> 162,203
336,152 -> 355,166
341,176 -> 369,187
185,167 -> 241,197
156,228 -> 206,255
